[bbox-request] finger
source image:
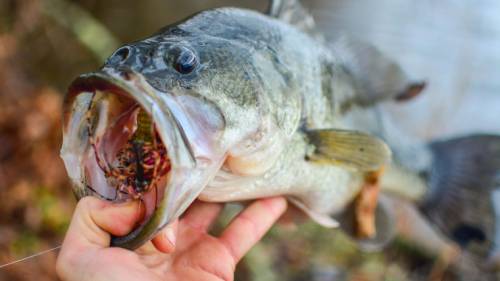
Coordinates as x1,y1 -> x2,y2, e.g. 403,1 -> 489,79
63,197 -> 143,250
181,200 -> 223,232
57,197 -> 143,279
277,205 -> 308,230
151,219 -> 178,253
219,197 -> 287,263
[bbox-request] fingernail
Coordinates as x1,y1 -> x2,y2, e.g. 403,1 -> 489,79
165,227 -> 176,246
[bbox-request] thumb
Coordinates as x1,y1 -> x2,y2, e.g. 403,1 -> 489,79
63,196 -> 143,250
57,197 -> 143,281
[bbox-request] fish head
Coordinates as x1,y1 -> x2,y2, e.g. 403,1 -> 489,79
60,24 -> 268,248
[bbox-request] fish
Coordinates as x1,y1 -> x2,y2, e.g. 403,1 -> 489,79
60,0 -> 500,266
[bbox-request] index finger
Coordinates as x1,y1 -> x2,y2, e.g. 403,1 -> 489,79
219,197 -> 287,263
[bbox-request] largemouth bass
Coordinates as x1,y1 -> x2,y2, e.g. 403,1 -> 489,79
61,0 -> 500,263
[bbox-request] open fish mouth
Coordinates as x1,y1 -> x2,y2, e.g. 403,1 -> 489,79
64,72 -> 173,223
61,69 -> 224,249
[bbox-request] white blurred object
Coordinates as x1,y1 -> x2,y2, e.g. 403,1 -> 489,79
306,0 -> 500,139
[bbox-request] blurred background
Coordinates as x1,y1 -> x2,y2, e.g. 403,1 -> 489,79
0,0 -> 499,280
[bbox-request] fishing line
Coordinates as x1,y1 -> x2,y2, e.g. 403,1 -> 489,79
0,245 -> 62,269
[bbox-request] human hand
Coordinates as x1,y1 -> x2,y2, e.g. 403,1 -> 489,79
56,196 -> 287,281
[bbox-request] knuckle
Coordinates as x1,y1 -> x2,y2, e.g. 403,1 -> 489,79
216,240 -> 237,271
76,196 -> 102,213
237,213 -> 259,239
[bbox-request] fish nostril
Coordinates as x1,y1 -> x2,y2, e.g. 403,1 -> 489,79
109,46 -> 132,64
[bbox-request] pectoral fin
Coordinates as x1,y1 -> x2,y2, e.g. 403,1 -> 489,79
335,194 -> 396,252
306,129 -> 391,171
355,168 -> 384,239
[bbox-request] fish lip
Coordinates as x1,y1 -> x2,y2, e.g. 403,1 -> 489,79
62,69 -> 203,249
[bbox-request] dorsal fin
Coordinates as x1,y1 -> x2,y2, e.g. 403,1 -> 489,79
331,36 -> 426,112
267,0 -> 322,40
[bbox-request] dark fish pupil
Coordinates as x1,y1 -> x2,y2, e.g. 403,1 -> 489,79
175,50 -> 197,74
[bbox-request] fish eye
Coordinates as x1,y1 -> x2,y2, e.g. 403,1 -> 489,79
173,48 -> 198,74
